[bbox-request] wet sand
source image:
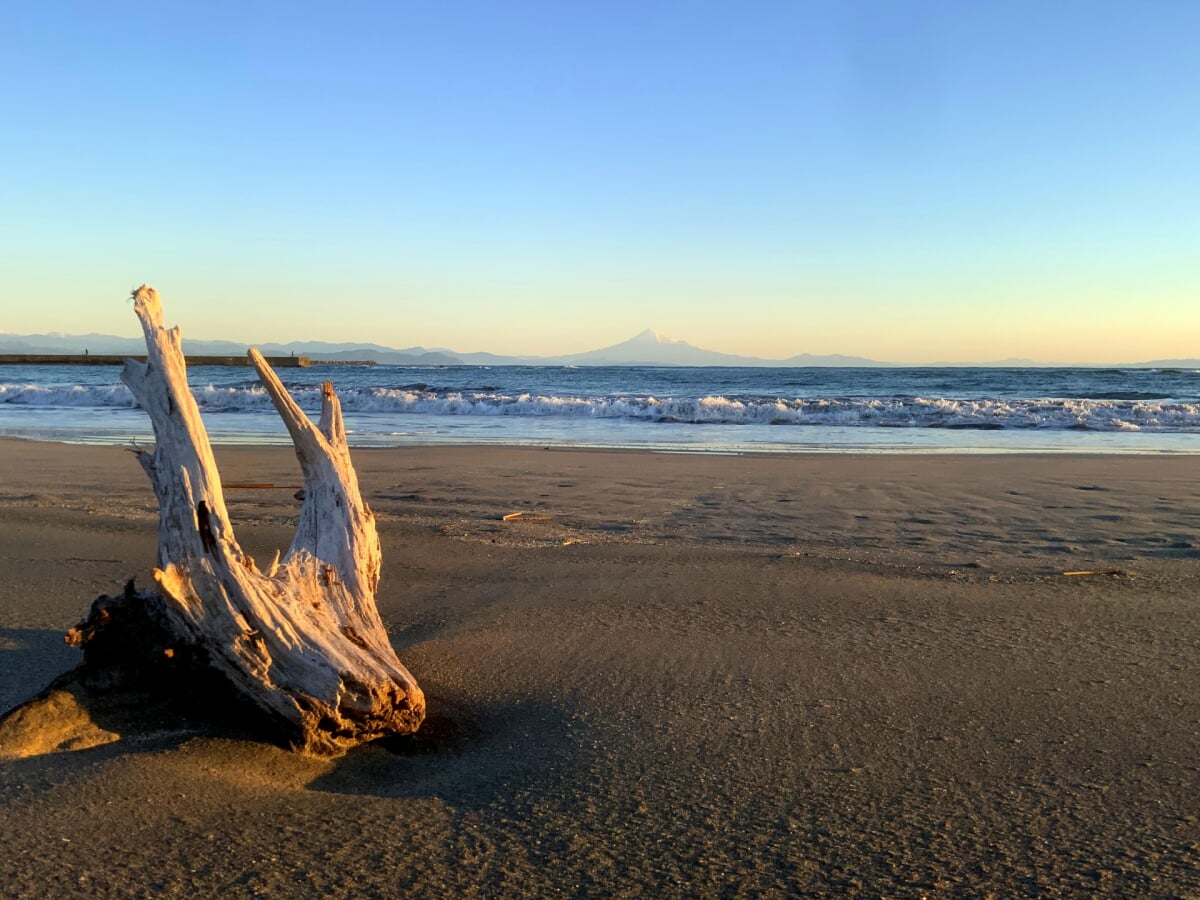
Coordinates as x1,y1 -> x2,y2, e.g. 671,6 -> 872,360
1,438 -> 1198,896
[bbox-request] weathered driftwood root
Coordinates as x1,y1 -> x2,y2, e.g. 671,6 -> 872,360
0,286 -> 423,757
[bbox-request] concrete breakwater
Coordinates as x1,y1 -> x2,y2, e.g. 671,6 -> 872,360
0,354 -> 373,368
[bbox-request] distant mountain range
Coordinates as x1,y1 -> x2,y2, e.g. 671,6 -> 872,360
1,328 -> 1196,368
547,330 -> 884,367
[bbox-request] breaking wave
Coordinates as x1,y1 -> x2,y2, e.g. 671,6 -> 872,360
4,382 -> 1200,432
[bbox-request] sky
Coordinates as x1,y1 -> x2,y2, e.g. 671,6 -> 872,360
1,1 -> 1198,363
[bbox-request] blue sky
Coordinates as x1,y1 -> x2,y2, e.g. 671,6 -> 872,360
2,1 -> 1197,362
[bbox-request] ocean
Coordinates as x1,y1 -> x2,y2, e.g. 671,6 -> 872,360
1,363 -> 1199,454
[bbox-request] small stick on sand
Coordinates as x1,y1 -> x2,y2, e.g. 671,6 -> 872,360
222,483 -> 302,490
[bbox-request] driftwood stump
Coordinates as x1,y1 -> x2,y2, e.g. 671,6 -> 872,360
0,286 -> 424,757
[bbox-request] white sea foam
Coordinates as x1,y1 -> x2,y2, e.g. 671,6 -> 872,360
3,381 -> 1200,432
0,383 -> 140,407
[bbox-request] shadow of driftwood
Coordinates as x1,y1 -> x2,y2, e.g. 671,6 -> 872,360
307,684 -> 587,809
1,611 -> 587,805
0,670 -> 208,760
0,627 -> 78,713
0,624 -> 279,762
0,663 -> 284,762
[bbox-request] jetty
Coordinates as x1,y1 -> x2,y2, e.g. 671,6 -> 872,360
0,354 -> 375,368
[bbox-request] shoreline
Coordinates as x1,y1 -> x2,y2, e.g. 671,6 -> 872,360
4,430 -> 1200,457
1,437 -> 1198,893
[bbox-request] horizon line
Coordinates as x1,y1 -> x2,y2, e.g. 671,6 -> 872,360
2,328 -> 1199,369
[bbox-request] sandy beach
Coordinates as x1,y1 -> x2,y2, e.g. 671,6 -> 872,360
1,437 -> 1198,896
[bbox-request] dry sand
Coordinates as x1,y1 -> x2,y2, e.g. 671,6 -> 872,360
1,437 -> 1198,896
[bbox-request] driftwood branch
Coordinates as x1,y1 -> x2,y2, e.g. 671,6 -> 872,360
0,286 -> 423,757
